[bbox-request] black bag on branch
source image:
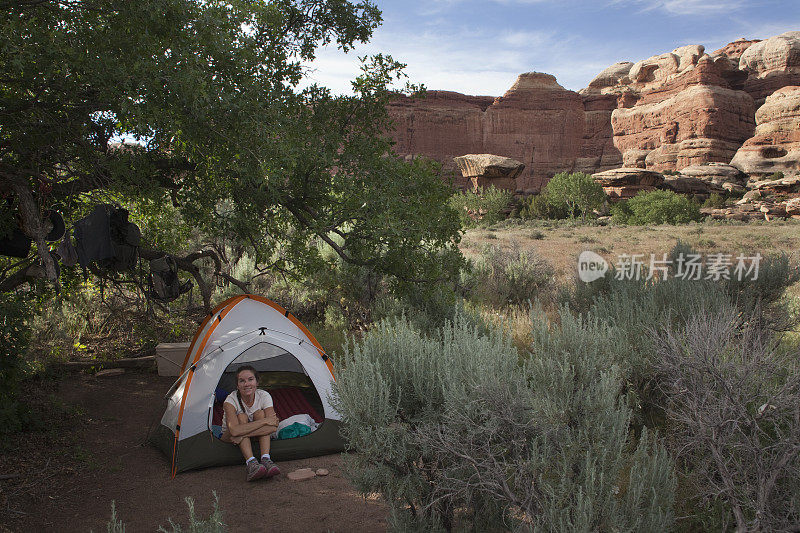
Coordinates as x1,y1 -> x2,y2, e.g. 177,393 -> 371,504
0,207 -> 63,258
0,227 -> 31,258
149,254 -> 192,302
74,205 -> 141,273
0,199 -> 32,258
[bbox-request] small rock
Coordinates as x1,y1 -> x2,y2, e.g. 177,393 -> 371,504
287,468 -> 316,481
742,190 -> 762,201
315,468 -> 329,476
722,182 -> 746,194
95,368 -> 125,377
786,197 -> 800,216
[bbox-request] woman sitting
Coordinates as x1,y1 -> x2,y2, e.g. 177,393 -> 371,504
220,365 -> 281,481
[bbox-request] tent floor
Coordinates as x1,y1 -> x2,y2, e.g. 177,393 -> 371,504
151,419 -> 345,473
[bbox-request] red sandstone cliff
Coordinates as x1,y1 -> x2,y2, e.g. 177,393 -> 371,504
388,73 -> 585,192
385,31 -> 800,192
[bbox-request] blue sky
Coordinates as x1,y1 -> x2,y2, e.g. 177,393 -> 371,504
303,0 -> 800,96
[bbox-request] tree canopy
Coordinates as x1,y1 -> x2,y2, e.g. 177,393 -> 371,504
543,171 -> 606,221
0,0 -> 464,306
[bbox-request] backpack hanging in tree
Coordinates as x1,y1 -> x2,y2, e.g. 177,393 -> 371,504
74,204 -> 140,273
149,254 -> 192,302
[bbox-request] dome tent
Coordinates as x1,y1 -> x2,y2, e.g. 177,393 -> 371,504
151,295 -> 344,475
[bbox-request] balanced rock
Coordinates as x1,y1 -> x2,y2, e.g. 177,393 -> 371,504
385,31 -> 800,194
453,154 -> 524,192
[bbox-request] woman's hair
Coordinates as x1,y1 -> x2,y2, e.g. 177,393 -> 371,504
235,364 -> 259,382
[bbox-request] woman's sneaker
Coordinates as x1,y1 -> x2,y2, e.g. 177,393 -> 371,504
261,457 -> 280,478
246,459 -> 267,481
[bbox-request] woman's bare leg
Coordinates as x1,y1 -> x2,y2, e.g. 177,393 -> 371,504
235,412 -> 255,459
252,409 -> 271,455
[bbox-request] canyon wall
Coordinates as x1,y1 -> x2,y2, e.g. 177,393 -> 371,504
385,31 -> 800,192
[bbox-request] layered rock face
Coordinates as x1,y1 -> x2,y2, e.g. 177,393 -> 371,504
738,32 -> 800,103
387,73 -> 586,193
389,90 -> 494,177
386,31 -> 799,193
585,46 -> 756,174
730,85 -> 800,178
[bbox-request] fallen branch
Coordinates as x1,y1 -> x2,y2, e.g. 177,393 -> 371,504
57,355 -> 155,370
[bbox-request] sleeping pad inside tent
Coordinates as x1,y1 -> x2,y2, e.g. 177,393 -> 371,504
150,295 -> 345,474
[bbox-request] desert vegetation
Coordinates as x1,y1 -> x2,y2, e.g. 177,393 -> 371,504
2,2 -> 800,532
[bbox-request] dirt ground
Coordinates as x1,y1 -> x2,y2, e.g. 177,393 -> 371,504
0,370 -> 387,532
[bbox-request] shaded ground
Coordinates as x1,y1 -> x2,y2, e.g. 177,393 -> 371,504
0,371 -> 387,532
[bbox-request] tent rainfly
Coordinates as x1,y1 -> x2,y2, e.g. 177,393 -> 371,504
151,295 -> 344,475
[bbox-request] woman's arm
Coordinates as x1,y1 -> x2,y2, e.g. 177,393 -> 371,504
223,402 -> 273,437
262,406 -> 279,427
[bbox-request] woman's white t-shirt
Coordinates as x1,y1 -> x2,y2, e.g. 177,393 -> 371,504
221,389 -> 273,432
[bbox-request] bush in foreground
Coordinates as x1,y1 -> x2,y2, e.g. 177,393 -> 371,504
656,307 -> 800,531
333,314 -> 676,531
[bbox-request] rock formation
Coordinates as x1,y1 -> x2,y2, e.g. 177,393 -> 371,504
730,85 -> 800,178
678,162 -> 748,187
738,31 -> 800,104
387,73 -> 584,193
592,167 -> 664,200
385,31 -> 800,193
453,154 -> 524,192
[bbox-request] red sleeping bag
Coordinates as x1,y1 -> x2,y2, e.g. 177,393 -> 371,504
212,387 -> 323,426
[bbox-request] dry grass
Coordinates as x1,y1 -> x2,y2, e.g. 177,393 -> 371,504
462,219 -> 800,300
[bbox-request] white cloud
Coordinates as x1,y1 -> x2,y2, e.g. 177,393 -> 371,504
609,0 -> 746,15
302,21 -> 628,96
500,30 -> 557,48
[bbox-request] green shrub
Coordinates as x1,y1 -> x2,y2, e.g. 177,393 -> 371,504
447,186 -> 512,228
702,193 -> 726,209
332,316 -> 517,530
542,171 -> 606,221
461,245 -> 554,307
333,313 -> 676,531
519,193 -> 570,220
769,171 -> 785,181
613,190 -> 702,225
